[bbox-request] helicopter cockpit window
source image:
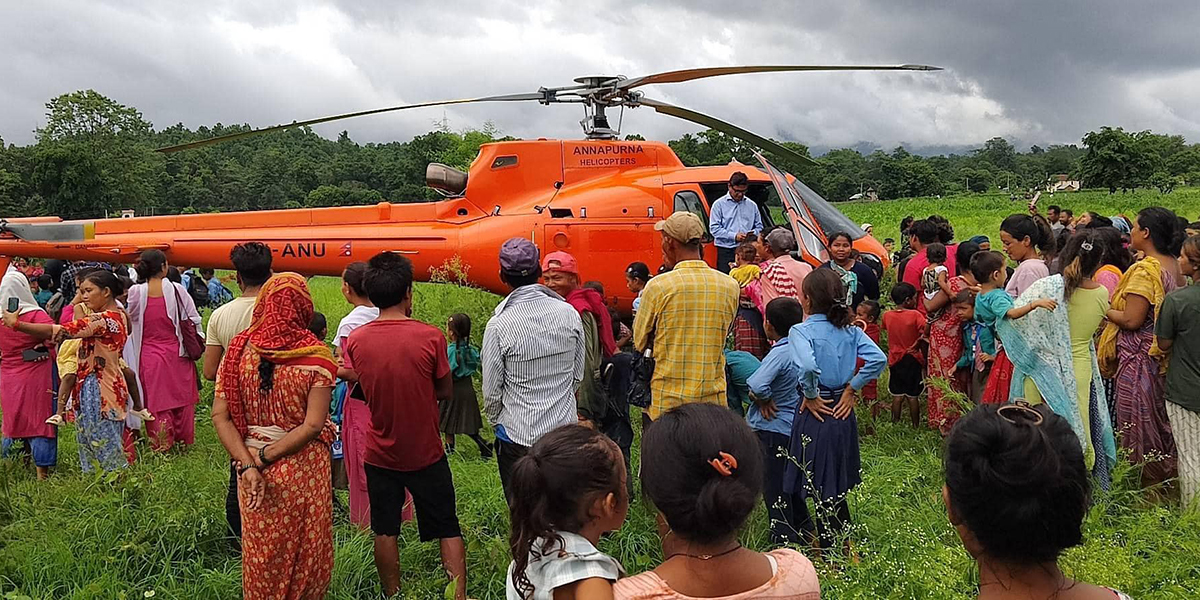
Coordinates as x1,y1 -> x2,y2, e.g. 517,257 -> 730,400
673,191 -> 709,230
790,178 -> 865,241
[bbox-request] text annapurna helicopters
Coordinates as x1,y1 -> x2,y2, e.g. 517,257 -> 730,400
0,64 -> 940,312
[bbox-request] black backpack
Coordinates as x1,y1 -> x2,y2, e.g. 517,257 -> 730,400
187,272 -> 209,308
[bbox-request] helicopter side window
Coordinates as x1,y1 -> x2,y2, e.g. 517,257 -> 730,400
673,191 -> 709,228
673,191 -> 716,244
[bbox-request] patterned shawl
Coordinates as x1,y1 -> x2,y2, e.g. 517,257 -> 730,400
1097,256 -> 1168,378
999,275 -> 1117,473
218,273 -> 337,436
829,260 -> 858,307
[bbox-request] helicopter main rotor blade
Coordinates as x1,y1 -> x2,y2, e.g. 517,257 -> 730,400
618,64 -> 941,90
637,97 -> 818,168
155,92 -> 547,153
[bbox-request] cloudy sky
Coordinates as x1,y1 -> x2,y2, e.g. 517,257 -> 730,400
2,0 -> 1199,154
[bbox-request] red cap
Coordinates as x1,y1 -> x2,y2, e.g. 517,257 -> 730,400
541,251 -> 579,275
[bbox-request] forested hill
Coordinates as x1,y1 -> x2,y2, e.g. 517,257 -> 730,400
1,90 -> 1198,220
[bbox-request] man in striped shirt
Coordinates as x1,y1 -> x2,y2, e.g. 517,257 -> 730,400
633,212 -> 739,421
758,227 -> 811,309
482,238 -> 586,502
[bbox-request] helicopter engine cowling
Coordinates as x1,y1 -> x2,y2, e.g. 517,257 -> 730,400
426,163 -> 469,196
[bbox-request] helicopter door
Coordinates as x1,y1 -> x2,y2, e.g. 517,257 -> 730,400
753,151 -> 828,265
667,187 -> 717,267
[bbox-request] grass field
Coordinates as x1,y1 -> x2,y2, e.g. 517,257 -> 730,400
833,188 -> 1200,248
3,191 -> 1200,599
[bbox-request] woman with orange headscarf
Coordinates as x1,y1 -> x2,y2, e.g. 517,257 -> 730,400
211,274 -> 337,600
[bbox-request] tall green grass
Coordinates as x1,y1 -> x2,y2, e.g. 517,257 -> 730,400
3,209 -> 1200,598
798,187 -> 1200,246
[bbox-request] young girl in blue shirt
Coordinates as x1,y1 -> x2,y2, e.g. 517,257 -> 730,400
786,268 -> 887,553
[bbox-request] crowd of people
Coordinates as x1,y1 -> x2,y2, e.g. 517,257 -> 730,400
0,170 -> 1197,598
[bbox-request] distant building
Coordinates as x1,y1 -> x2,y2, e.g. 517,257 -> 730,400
848,189 -> 879,202
1047,174 -> 1081,193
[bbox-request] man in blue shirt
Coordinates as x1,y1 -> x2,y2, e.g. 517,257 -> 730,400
746,297 -> 806,545
709,171 -> 763,273
201,268 -> 234,307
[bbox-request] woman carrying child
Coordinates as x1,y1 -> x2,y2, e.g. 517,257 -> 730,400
786,268 -> 886,552
980,214 -> 1055,404
5,270 -> 137,473
923,241 -> 978,434
442,313 -> 493,457
730,239 -> 769,359
970,250 -> 1109,480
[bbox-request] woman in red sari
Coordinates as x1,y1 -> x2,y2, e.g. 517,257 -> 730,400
923,242 -> 980,434
211,274 -> 337,600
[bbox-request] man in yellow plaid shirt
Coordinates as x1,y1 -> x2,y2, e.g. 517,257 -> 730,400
633,212 -> 739,421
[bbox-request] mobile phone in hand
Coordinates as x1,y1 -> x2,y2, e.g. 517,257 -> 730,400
6,297 -> 18,313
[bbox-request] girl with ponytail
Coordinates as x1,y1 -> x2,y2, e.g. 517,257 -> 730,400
783,268 -> 886,552
441,314 -> 492,458
1059,230 -> 1118,477
507,425 -> 627,599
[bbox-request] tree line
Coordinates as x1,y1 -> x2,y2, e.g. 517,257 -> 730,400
1,90 -> 1198,220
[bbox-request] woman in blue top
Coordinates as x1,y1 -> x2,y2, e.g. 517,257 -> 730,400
442,313 -> 493,458
786,268 -> 886,553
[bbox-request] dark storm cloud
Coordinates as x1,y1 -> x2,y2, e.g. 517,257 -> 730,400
2,0 -> 1198,152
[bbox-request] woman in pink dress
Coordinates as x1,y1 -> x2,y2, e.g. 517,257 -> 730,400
0,270 -> 57,479
126,250 -> 202,452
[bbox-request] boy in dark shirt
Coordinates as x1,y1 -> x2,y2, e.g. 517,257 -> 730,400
343,252 -> 466,599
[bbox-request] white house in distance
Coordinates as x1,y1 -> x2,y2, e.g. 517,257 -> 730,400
1047,174 -> 1081,192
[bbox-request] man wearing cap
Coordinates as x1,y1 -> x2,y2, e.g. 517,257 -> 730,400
710,171 -> 763,274
634,212 -> 739,422
541,251 -> 617,427
482,238 -> 586,502
541,251 -> 633,487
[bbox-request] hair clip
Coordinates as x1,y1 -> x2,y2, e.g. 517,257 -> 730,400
997,400 -> 1044,426
708,451 -> 738,476
1081,241 -> 1094,252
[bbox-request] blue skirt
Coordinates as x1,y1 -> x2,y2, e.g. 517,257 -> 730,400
75,374 -> 126,473
783,387 -> 861,502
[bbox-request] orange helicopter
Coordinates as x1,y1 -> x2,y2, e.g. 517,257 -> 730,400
0,65 -> 940,312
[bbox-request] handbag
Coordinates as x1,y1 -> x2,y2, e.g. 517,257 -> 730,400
173,285 -> 205,361
627,335 -> 655,409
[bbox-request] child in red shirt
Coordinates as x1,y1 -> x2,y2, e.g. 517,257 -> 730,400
882,283 -> 926,428
854,300 -> 883,418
